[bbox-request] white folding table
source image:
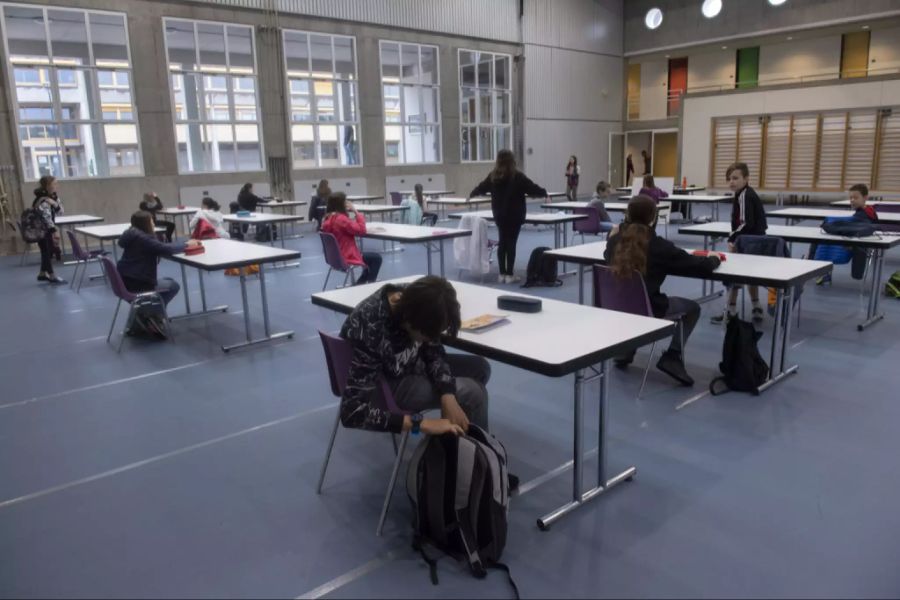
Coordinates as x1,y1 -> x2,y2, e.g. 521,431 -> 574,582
617,194 -> 730,220
678,222 -> 900,331
157,206 -> 199,238
223,213 -> 305,267
397,189 -> 454,197
346,195 -> 384,204
358,222 -> 471,277
425,196 -> 492,220
55,214 -> 104,260
74,223 -> 166,261
257,199 -> 308,213
448,209 -> 586,249
310,276 -> 674,529
768,207 -> 900,225
165,239 -> 300,352
830,199 -> 900,208
674,185 -> 706,195
546,241 -> 832,393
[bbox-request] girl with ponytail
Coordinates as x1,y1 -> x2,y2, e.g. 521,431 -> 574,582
604,195 -> 723,386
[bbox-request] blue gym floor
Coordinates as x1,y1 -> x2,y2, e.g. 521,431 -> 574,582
1,215 -> 899,598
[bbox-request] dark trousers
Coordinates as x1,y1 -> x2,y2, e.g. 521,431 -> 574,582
355,252 -> 383,285
389,354 -> 491,430
121,276 -> 181,306
159,220 -> 176,243
665,297 -> 700,354
496,221 -> 522,276
37,233 -> 55,274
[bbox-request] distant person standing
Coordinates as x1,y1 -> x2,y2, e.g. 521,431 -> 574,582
32,175 -> 66,284
343,126 -> 357,165
642,149 -> 652,175
626,153 -> 635,186
469,150 -> 548,284
309,179 -> 331,231
565,155 -> 580,201
140,192 -> 176,242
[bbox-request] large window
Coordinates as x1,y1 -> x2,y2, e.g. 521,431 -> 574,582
459,50 -> 511,162
163,18 -> 263,173
1,5 -> 141,180
283,30 -> 360,169
380,41 -> 441,164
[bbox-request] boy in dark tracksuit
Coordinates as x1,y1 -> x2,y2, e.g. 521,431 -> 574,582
712,162 -> 768,324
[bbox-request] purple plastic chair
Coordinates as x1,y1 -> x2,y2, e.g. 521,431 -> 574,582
389,192 -> 403,206
317,331 -> 415,536
593,265 -> 684,398
98,255 -> 172,352
319,232 -> 361,290
67,230 -> 107,292
572,206 -> 614,244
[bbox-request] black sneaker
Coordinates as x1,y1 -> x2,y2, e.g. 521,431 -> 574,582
711,310 -> 735,324
752,307 -> 764,323
816,274 -> 832,286
656,350 -> 694,386
37,274 -> 49,282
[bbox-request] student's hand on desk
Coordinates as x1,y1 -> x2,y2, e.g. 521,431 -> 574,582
727,242 -> 736,252
185,239 -> 201,248
421,418 -> 465,437
441,394 -> 469,432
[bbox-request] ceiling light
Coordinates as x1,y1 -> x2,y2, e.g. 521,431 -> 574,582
722,45 -> 728,50
702,0 -> 722,18
645,7 -> 663,30
665,54 -> 670,58
768,0 -> 787,5
787,36 -> 793,40
862,25 -> 870,30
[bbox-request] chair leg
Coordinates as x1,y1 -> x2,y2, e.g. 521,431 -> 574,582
69,262 -> 80,289
77,260 -> 89,292
322,267 -> 332,291
317,407 -> 342,494
637,342 -> 657,399
391,433 -> 398,455
118,304 -> 136,353
107,299 -> 122,343
377,429 -> 409,536
20,246 -> 27,266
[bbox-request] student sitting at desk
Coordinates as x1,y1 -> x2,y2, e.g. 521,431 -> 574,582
320,192 -> 382,285
605,195 -> 723,386
118,211 -> 199,306
813,183 -> 878,285
340,276 -> 495,448
189,197 -> 230,239
638,174 -> 669,204
588,181 -> 614,225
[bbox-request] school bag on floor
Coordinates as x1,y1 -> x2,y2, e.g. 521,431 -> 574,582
522,246 -> 561,288
709,317 -> 769,395
886,271 -> 900,299
407,425 -> 518,598
126,295 -> 169,341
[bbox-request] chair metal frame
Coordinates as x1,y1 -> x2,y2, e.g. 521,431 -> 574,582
319,231 -> 362,291
98,256 -> 173,352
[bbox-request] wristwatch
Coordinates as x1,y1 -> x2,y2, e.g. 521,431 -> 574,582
410,413 -> 423,435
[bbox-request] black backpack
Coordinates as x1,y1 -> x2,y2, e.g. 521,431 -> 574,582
407,425 -> 518,597
522,246 -> 561,288
19,205 -> 49,243
709,317 -> 770,395
821,220 -> 876,238
126,295 -> 170,341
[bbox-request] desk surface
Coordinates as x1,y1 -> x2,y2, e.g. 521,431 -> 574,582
830,199 -> 900,207
166,238 -> 300,270
449,209 -> 586,224
543,201 -> 668,212
546,241 -> 832,288
768,207 -> 900,224
56,214 -> 104,226
258,200 -> 308,209
75,223 -> 163,239
346,195 -> 384,202
619,194 -> 729,203
674,186 -> 707,194
678,222 -> 900,249
311,276 -> 674,377
360,222 -> 471,242
157,207 -> 199,216
223,212 -> 306,224
397,190 -> 454,196
353,204 -> 409,213
426,196 -> 492,205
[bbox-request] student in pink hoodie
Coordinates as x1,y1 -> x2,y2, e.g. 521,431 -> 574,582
320,192 -> 382,285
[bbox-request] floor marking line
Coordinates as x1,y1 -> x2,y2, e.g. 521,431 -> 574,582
296,550 -> 400,600
515,447 -> 599,496
676,390 -> 711,411
0,403 -> 338,510
0,360 -> 213,410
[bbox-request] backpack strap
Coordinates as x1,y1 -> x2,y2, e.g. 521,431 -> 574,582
709,376 -> 729,396
412,535 -> 441,585
488,562 -> 521,600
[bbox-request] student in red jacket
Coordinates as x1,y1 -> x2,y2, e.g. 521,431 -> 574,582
320,192 -> 382,285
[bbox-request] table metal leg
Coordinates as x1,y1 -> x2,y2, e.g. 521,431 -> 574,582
222,264 -> 294,352
198,269 -> 208,312
170,265 -> 228,321
111,242 -> 118,262
259,264 -> 271,337
756,287 -> 799,393
858,248 -> 885,331
181,263 -> 191,314
439,240 -> 445,278
578,264 -> 585,305
538,361 -> 635,530
426,242 -> 433,276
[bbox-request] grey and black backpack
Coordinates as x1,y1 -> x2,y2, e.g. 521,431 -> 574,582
407,425 -> 518,597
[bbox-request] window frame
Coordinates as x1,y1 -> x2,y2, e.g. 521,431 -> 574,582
161,16 -> 265,174
457,48 -> 513,164
0,3 -> 144,181
379,40 -> 442,166
282,28 -> 363,170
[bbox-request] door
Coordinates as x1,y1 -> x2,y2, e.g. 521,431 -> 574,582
667,58 -> 688,117
608,133 -> 625,186
627,63 -> 641,120
736,47 -> 759,89
651,131 -> 677,178
841,31 -> 870,79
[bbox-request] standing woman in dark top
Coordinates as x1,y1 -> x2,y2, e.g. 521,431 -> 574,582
139,192 -> 176,242
308,179 -> 330,231
565,155 -> 580,201
469,150 -> 547,284
32,175 -> 66,284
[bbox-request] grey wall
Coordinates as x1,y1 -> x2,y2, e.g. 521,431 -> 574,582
624,0 -> 900,56
522,0 -> 624,192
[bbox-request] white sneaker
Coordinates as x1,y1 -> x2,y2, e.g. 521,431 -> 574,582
498,274 -> 508,283
507,274 -> 521,284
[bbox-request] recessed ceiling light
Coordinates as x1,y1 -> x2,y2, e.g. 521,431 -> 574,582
645,7 -> 663,30
862,25 -> 870,30
702,0 -> 722,19
665,54 -> 670,58
768,0 -> 787,5
787,36 -> 793,40
722,45 -> 728,50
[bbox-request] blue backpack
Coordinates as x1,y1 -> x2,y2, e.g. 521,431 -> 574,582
814,216 -> 855,264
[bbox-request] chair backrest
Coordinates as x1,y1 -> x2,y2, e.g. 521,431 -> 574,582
421,213 -> 438,227
318,231 -> 350,271
389,191 -> 403,206
592,264 -> 653,317
876,203 -> 900,213
318,330 -> 406,414
573,206 -> 600,234
229,201 -> 240,214
735,234 -> 787,258
66,230 -> 89,261
98,255 -> 137,303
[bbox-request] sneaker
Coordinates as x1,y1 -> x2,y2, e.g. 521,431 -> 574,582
752,306 -> 764,323
498,274 -> 507,284
711,310 -> 735,324
656,350 -> 694,386
36,274 -> 49,282
47,275 -> 67,285
507,275 -> 521,284
816,274 -> 832,286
